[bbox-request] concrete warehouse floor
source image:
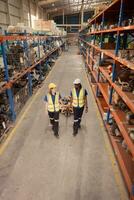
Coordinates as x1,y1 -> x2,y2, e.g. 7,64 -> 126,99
0,46 -> 128,200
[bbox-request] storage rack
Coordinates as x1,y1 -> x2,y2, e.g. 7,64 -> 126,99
79,0 -> 134,199
0,32 -> 65,140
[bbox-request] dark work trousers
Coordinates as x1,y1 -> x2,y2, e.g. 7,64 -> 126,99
48,111 -> 59,136
73,106 -> 84,134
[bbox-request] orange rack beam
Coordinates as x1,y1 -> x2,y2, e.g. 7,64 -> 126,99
97,83 -> 109,105
86,25 -> 134,36
90,82 -> 108,116
82,50 -> 86,58
0,35 -> 48,42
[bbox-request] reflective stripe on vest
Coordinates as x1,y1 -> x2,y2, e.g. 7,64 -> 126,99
72,88 -> 85,108
47,92 -> 60,112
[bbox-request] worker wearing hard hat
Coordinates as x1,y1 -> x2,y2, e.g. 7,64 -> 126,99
70,79 -> 88,136
44,83 -> 61,138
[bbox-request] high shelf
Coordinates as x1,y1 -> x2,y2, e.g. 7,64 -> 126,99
0,32 -> 65,140
79,0 -> 134,199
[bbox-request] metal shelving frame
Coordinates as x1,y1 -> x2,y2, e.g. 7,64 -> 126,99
0,32 -> 64,122
79,0 -> 134,199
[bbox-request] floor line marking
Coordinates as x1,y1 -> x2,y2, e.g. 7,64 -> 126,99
84,70 -> 127,200
0,63 -> 57,156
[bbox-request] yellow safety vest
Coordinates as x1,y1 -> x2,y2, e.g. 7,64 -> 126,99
72,88 -> 85,108
47,92 -> 60,112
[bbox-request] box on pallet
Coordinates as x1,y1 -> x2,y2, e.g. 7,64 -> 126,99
7,23 -> 33,33
33,20 -> 56,33
33,20 -> 66,36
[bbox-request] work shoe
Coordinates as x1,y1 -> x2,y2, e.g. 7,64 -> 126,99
78,124 -> 81,129
73,129 -> 78,136
73,132 -> 78,137
54,134 -> 59,138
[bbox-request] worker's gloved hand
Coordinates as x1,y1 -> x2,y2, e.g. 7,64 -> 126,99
85,107 -> 88,113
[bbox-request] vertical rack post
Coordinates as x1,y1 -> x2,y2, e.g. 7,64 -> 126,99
23,30 -> 32,96
1,43 -> 9,82
92,20 -> 96,60
4,30 -> 9,49
96,13 -> 105,97
88,43 -> 90,67
37,32 -> 42,77
91,36 -> 96,70
43,36 -> 48,71
1,42 -> 16,121
107,0 -> 124,122
86,48 -> 88,66
91,19 -> 97,72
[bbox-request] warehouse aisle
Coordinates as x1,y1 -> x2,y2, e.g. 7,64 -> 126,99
0,46 -> 128,200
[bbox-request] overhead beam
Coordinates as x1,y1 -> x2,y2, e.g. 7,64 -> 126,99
56,24 -> 81,27
45,3 -> 90,13
45,0 -> 110,13
38,0 -> 60,6
50,8 -> 93,18
36,0 -> 39,19
63,9 -> 64,24
20,0 -> 24,23
6,0 -> 11,25
28,0 -> 32,27
80,0 -> 84,24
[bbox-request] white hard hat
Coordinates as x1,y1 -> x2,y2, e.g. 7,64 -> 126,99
73,78 -> 81,84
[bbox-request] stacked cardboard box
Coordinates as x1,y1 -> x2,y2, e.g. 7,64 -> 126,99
33,20 -> 56,33
7,23 -> 33,33
6,21 -> 67,36
58,27 -> 67,36
33,20 -> 67,36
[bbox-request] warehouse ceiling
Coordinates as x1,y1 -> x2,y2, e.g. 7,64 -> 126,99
38,0 -> 111,16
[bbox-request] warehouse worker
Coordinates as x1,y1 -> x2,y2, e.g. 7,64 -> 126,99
44,83 -> 61,138
70,79 -> 88,136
